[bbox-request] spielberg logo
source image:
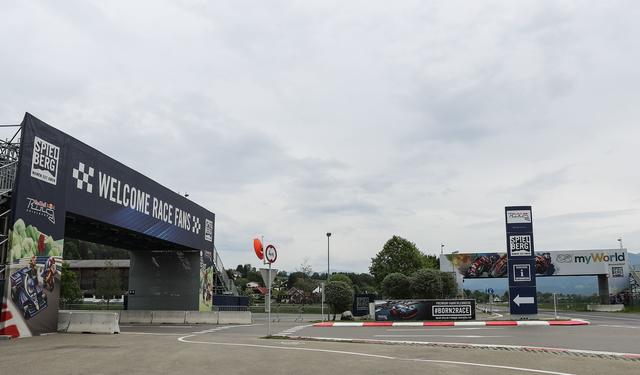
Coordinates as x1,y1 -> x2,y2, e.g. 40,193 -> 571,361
506,209 -> 532,224
30,136 -> 60,185
204,219 -> 213,242
26,197 -> 56,224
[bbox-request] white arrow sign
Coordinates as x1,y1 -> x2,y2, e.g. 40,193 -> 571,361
513,294 -> 535,306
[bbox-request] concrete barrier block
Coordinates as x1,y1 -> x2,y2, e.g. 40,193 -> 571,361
218,311 -> 252,324
185,311 -> 219,324
119,310 -> 153,324
59,311 -> 120,334
587,304 -> 624,312
151,311 -> 187,324
58,311 -> 72,332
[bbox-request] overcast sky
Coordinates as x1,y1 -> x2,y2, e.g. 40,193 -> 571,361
2,1 -> 639,273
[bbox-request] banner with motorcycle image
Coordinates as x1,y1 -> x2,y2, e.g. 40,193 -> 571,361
441,249 -> 630,300
375,299 -> 476,321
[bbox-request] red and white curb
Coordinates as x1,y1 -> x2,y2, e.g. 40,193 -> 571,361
313,319 -> 590,327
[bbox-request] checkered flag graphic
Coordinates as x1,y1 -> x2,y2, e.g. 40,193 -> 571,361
192,217 -> 201,234
72,162 -> 95,193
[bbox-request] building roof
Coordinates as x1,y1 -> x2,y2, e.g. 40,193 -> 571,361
65,259 -> 130,268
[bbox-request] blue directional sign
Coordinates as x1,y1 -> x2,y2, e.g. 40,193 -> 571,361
505,206 -> 538,315
509,286 -> 538,315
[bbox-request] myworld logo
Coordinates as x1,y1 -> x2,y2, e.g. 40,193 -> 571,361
574,252 -> 626,264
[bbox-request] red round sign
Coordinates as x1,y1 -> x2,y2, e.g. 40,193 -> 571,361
253,238 -> 264,260
265,244 -> 277,263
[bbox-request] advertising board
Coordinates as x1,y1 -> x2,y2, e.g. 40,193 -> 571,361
374,299 -> 476,321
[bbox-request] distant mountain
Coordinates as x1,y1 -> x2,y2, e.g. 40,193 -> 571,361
629,252 -> 640,266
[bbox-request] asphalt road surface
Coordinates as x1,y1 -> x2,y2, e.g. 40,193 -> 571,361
1,311 -> 639,374
286,311 -> 640,354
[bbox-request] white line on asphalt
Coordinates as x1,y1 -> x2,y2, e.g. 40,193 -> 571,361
598,324 -> 640,329
177,336 -> 575,375
120,325 -> 194,328
275,324 -> 312,336
373,335 -> 511,339
192,324 -> 262,334
121,332 -> 186,336
386,328 -> 504,331
402,358 -> 575,375
558,312 -> 640,322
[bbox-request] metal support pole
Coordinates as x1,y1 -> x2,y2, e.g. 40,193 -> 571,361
553,292 -> 558,319
321,282 -> 324,322
267,261 -> 272,336
326,232 -> 331,321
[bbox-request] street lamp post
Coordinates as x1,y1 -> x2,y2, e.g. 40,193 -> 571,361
617,237 -> 623,250
326,232 -> 331,320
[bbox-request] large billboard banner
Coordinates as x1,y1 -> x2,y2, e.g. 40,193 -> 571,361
441,249 -> 630,302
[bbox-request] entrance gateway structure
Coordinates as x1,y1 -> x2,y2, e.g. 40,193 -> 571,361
0,113 -> 236,338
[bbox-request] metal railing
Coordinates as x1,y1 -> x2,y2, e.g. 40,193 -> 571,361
213,305 -> 248,312
0,161 -> 17,195
213,245 -> 238,295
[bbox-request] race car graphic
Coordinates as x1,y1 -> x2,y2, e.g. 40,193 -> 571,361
389,303 -> 419,320
10,266 -> 48,319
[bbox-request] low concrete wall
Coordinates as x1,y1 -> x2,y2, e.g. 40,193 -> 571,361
119,310 -> 153,324
58,311 -> 120,334
218,311 -> 252,324
151,311 -> 187,324
115,310 -> 251,324
587,304 -> 625,312
185,311 -> 219,324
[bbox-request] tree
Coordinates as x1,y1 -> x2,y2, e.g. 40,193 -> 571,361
60,262 -> 82,308
297,257 -> 313,277
440,272 -> 458,298
370,236 -> 424,284
63,241 -> 80,260
325,281 -> 353,320
381,273 -> 412,298
287,272 -> 306,288
409,268 -> 442,299
422,254 -> 438,269
95,261 -> 123,309
329,273 -> 352,285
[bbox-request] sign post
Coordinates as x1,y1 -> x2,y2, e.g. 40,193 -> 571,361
505,206 -> 538,316
263,244 -> 277,336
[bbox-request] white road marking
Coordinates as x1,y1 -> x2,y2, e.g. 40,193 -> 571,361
121,332 -> 185,336
559,312 -> 640,322
387,327 -> 504,331
120,325 -> 194,328
177,336 -> 575,375
373,335 -> 511,339
598,324 -> 640,329
276,324 -> 312,336
402,358 -> 575,375
192,324 -> 262,334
